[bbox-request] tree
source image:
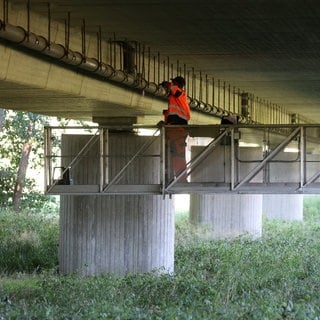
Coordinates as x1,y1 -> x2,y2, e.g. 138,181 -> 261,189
0,110 -> 88,211
0,110 -> 47,210
0,108 -> 4,130
13,124 -> 34,211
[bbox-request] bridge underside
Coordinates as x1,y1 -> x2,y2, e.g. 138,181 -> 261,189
45,124 -> 320,196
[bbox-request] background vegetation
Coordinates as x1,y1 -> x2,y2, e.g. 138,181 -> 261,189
1,196 -> 320,319
0,109 -> 85,211
0,110 -> 49,210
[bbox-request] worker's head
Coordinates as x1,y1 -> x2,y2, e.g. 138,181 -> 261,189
171,76 -> 185,88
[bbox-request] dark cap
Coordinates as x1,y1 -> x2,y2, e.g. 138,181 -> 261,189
170,76 -> 185,87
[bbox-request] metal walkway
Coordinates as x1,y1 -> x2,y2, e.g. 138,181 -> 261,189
44,124 -> 320,196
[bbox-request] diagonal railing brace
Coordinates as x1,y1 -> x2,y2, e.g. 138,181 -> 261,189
233,127 -> 301,191
102,128 -> 160,192
165,129 -> 228,191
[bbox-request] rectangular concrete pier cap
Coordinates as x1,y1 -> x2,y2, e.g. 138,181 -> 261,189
92,116 -> 138,126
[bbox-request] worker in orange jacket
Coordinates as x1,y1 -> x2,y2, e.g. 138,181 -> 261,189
160,76 -> 190,182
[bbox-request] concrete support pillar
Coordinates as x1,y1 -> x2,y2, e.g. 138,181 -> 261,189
59,133 -> 174,275
263,195 -> 303,221
264,150 -> 304,221
189,144 -> 263,239
190,194 -> 262,239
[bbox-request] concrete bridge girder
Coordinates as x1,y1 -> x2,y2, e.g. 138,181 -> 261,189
0,38 -> 217,124
0,44 -> 159,119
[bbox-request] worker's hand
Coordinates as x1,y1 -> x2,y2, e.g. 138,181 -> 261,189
159,81 -> 170,88
157,120 -> 165,128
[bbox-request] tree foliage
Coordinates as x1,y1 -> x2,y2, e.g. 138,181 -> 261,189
0,110 -> 49,208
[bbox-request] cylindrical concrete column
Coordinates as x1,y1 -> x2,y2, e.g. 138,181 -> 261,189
264,150 -> 304,221
189,144 -> 263,239
263,194 -> 303,221
190,194 -> 262,239
59,133 -> 174,275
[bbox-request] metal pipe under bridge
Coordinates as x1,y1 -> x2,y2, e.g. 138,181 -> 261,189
44,123 -> 320,196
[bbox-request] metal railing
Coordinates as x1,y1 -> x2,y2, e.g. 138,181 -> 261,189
45,125 -> 320,196
44,124 -> 320,195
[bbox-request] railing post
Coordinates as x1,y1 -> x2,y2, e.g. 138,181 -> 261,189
160,125 -> 166,197
300,125 -> 306,189
44,127 -> 52,192
105,128 -> 109,185
231,127 -> 235,190
99,127 -> 104,192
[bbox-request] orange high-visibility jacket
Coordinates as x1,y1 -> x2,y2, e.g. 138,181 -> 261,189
167,84 -> 190,122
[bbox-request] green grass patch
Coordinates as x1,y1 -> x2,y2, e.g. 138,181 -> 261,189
1,197 -> 320,318
0,209 -> 59,273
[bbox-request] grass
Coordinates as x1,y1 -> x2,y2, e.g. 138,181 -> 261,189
0,209 -> 59,274
1,196 -> 320,319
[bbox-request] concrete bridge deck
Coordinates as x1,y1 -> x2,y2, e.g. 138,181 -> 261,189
0,3 -> 316,126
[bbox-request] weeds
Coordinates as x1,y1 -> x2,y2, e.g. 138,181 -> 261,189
0,209 -> 59,273
1,197 -> 320,318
